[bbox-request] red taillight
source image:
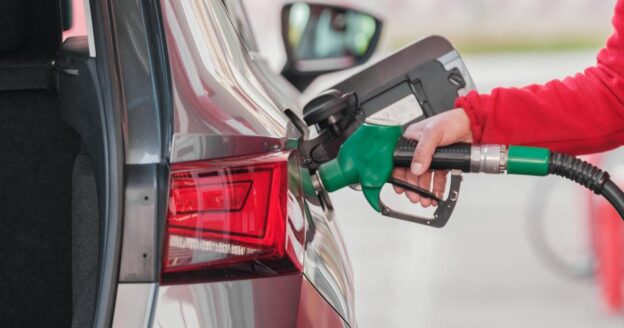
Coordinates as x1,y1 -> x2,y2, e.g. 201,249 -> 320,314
162,151 -> 303,284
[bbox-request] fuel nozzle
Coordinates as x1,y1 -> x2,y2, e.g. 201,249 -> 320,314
317,122 -> 403,212
316,120 -> 464,227
316,122 -> 624,227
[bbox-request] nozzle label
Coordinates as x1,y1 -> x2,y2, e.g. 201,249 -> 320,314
367,94 -> 423,126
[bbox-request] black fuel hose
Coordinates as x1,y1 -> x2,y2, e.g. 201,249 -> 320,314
548,152 -> 624,221
602,180 -> 624,220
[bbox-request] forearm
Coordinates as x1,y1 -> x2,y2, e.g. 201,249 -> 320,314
455,0 -> 624,155
457,64 -> 624,155
456,0 -> 624,155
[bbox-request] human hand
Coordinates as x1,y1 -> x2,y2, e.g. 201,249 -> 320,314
392,108 -> 473,207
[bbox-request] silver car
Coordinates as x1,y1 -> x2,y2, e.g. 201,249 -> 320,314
0,0 -> 382,327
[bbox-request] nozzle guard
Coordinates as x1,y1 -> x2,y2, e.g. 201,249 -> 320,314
380,170 -> 462,228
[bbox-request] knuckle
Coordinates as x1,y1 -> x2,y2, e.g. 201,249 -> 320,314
404,123 -> 424,138
422,120 -> 441,136
416,128 -> 430,141
413,148 -> 432,160
423,121 -> 436,132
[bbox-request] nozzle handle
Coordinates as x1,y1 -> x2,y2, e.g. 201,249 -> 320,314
393,138 -> 472,172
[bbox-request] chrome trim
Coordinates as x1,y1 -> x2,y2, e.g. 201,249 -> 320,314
470,144 -> 481,173
112,283 -> 157,328
470,144 -> 508,174
170,134 -> 285,163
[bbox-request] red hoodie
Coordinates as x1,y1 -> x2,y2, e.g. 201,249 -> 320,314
455,0 -> 624,155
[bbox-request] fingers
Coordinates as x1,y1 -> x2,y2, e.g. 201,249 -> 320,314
432,170 -> 448,206
392,168 -> 407,194
400,170 -> 443,207
397,109 -> 470,208
403,119 -> 426,140
404,171 -> 421,204
404,123 -> 442,176
432,170 -> 448,198
418,171 -> 433,207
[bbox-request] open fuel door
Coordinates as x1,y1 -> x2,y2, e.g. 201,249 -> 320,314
298,36 -> 476,171
292,36 -> 476,224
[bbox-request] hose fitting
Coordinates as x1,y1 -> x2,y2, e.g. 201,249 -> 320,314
470,144 -> 508,174
507,146 -> 550,176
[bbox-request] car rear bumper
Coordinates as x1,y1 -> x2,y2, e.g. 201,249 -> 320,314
151,274 -> 349,328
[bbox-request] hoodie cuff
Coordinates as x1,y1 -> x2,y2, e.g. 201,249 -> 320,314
455,91 -> 484,144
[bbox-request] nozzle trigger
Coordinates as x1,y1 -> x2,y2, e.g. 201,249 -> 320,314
379,170 -> 463,228
388,177 -> 441,202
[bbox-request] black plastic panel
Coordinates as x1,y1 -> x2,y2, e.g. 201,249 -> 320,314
333,36 -> 466,126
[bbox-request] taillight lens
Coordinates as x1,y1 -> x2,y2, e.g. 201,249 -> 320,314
162,151 -> 303,284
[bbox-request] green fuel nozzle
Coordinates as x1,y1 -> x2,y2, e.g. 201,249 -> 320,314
315,122 -> 624,227
318,123 -> 402,211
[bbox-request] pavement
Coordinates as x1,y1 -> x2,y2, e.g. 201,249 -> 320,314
335,50 -> 624,328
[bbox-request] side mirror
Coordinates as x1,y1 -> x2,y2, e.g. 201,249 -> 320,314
281,2 -> 382,91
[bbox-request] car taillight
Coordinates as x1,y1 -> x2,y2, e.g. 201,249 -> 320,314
162,151 -> 303,284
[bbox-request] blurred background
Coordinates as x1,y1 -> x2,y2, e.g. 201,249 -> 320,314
245,0 -> 624,327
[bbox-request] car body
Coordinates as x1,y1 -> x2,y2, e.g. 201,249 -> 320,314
61,0 -> 381,326
109,0 -> 364,326
0,0 -> 380,326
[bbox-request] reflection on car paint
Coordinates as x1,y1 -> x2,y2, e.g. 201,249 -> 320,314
156,0 -> 356,326
163,0 -> 287,138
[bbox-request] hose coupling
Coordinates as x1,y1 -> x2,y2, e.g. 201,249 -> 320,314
470,144 -> 508,174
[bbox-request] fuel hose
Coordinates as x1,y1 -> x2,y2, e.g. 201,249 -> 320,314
393,139 -> 624,221
547,152 -> 624,221
602,180 -> 624,220
509,147 -> 624,221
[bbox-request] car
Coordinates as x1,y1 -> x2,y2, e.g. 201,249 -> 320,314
0,0 -> 382,327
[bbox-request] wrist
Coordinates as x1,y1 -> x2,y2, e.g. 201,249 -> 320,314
455,92 -> 484,143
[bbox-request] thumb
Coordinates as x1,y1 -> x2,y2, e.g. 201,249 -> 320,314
410,130 -> 440,175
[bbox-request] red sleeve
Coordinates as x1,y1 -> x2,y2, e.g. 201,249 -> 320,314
455,0 -> 624,155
